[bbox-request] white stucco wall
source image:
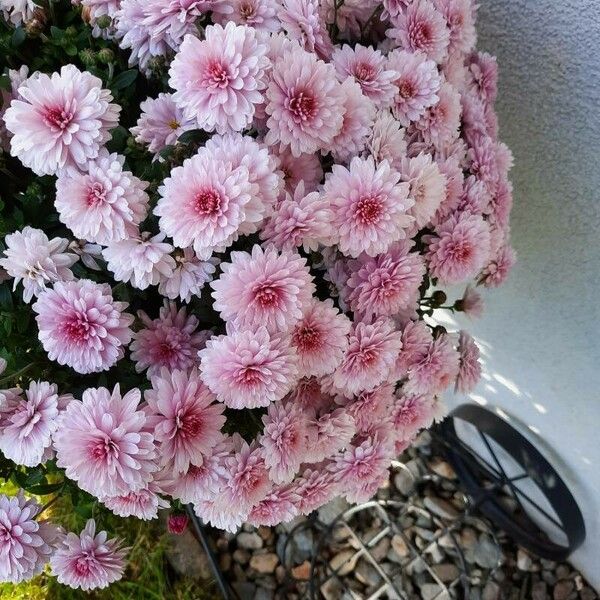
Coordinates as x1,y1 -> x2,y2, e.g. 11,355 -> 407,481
442,0 -> 600,587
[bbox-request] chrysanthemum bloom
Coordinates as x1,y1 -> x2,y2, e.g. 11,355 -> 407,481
81,0 -> 120,21
293,468 -> 340,515
330,317 -> 403,396
426,211 -> 491,285
50,519 -> 127,591
145,368 -> 226,474
212,245 -> 314,332
304,408 -> 356,463
200,326 -> 298,409
169,24 -> 269,132
415,82 -> 462,148
33,280 -> 133,374
0,381 -> 67,467
387,50 -> 441,126
466,51 -> 498,105
130,93 -> 196,157
248,484 -> 300,527
54,385 -> 156,498
381,0 -> 410,21
393,320 -> 433,380
405,333 -> 460,396
193,497 -> 248,532
346,241 -> 426,319
434,0 -> 477,57
130,302 -> 206,377
155,152 -> 257,260
340,384 -> 395,433
291,298 -> 351,378
103,232 -> 175,291
455,330 -> 481,393
0,492 -> 59,584
467,135 -> 500,195
367,110 -> 407,171
457,285 -> 484,318
479,243 -> 516,288
432,156 -> 465,225
391,393 -> 437,440
274,146 -> 323,196
214,0 -> 281,32
260,402 -> 308,484
0,65 -> 28,151
0,227 -> 77,303
400,153 -> 447,231
329,78 -> 376,164
158,249 -> 217,303
101,485 -> 169,521
278,0 -> 333,59
260,182 -> 332,252
55,152 -> 149,245
287,377 -> 335,414
1,0 -> 37,25
323,156 -> 414,258
387,0 -> 450,64
4,65 -> 120,176
264,45 -> 343,157
332,44 -> 398,109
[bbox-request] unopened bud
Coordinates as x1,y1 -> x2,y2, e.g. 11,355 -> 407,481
96,48 -> 114,64
430,290 -> 447,307
168,513 -> 189,535
96,14 -> 112,29
79,48 -> 96,66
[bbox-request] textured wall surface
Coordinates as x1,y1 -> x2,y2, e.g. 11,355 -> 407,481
443,0 -> 600,586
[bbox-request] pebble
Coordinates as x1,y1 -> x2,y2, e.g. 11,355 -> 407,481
233,549 -> 251,564
232,582 -> 256,600
320,578 -> 343,600
390,534 -> 410,560
423,496 -> 459,520
473,535 -> 501,569
482,581 -> 501,600
370,537 -> 390,561
249,553 -> 279,574
553,580 -> 575,600
420,583 -> 450,600
517,548 -> 533,571
329,550 -> 358,576
253,587 -> 273,600
429,459 -> 457,479
291,561 -> 311,580
354,560 -> 382,588
237,532 -> 264,550
432,563 -> 460,582
531,581 -> 548,600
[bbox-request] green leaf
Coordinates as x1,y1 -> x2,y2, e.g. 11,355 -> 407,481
11,27 -> 26,47
159,144 -> 175,160
0,285 -> 13,310
177,129 -> 205,144
65,44 -> 78,57
50,26 -> 64,40
27,482 -> 64,496
111,69 -> 138,90
0,75 -> 10,92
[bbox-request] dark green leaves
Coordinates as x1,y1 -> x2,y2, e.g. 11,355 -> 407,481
111,68 -> 138,90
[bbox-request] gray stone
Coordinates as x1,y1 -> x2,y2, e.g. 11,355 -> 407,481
482,581 -> 501,600
531,581 -> 548,600
370,536 -> 390,561
355,559 -> 383,588
329,549 -> 359,576
473,535 -> 501,569
580,588 -> 598,600
393,468 -> 416,496
320,578 -> 343,600
232,582 -> 257,600
390,534 -> 410,560
424,496 -> 459,520
233,548 -> 250,564
317,497 -> 350,524
517,548 -> 533,571
254,587 -> 273,600
553,580 -> 575,600
425,542 -> 445,564
164,527 -> 212,580
432,563 -> 460,582
420,583 -> 451,600
249,553 -> 279,574
237,532 -> 263,550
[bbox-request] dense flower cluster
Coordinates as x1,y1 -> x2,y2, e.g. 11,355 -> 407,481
0,0 -> 514,590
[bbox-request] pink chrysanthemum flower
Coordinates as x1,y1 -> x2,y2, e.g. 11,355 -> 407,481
81,0 -> 120,21
193,497 -> 248,532
387,50 -> 441,127
391,392 -> 437,440
260,402 -> 308,484
248,484 -> 300,527
278,0 -> 333,59
33,280 -> 133,374
293,468 -> 340,515
145,368 -> 226,474
4,65 -> 119,176
401,153 -> 447,230
0,66 -> 28,151
200,326 -> 298,409
0,227 -> 77,303
479,243 -> 516,288
434,0 -> 477,57
426,211 -> 491,285
169,24 -> 269,132
415,81 -> 462,148
130,93 -> 196,157
405,333 -> 460,396
158,248 -> 217,303
287,377 -> 335,414
103,232 -> 175,291
323,156 -> 413,258
212,245 -> 314,332
487,178 -> 513,231
130,302 -> 206,377
388,0 -> 450,64
140,0 -> 205,51
330,78 -> 376,164
54,385 -> 156,498
381,0 -> 410,21
458,285 -> 484,318
264,45 -> 343,157
330,317 -> 403,396
346,240 -> 426,319
1,0 -> 37,25
393,320 -> 433,380
0,381 -> 67,467
291,298 -> 351,378
260,182 -> 332,252
455,330 -> 481,393
467,135 -> 500,194
340,384 -> 395,433
101,485 -> 169,521
432,156 -> 465,225
332,44 -> 397,108
0,491 -> 59,584
304,408 -> 355,463
367,110 -> 407,171
50,519 -> 127,591
55,152 -> 149,245
275,146 -> 323,196
466,51 -> 498,105
214,0 -> 280,32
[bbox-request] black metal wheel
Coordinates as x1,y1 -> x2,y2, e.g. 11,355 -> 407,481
437,404 -> 586,561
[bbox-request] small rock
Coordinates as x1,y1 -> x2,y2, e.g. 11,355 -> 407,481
237,532 -> 263,550
425,542 -> 444,564
275,565 -> 286,584
429,460 -> 457,479
220,553 -> 232,572
580,588 -> 598,600
233,549 -> 250,564
553,580 -> 575,600
291,560 -> 311,580
355,560 -> 382,588
460,527 -> 478,549
320,578 -> 343,600
543,570 -> 557,586
232,582 -> 256,600
216,537 -> 229,552
393,469 -> 415,496
249,553 -> 279,574
390,534 -> 410,561
258,526 -> 272,541
575,574 -> 584,591
254,587 -> 273,600
329,550 -> 358,576
292,529 -> 314,561
318,497 -> 350,524
421,583 -> 450,600
517,548 -> 533,572
164,527 -> 212,580
432,563 -> 459,582
473,535 -> 501,569
482,581 -> 501,600
424,496 -> 459,520
531,581 -> 548,600
556,565 -> 571,579
370,537 -> 390,561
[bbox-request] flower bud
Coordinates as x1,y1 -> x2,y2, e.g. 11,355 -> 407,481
167,513 -> 189,535
97,48 -> 114,64
79,49 -> 96,66
96,14 -> 112,29
430,290 -> 447,307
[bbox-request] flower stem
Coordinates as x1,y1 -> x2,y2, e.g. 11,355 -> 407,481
0,362 -> 36,387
